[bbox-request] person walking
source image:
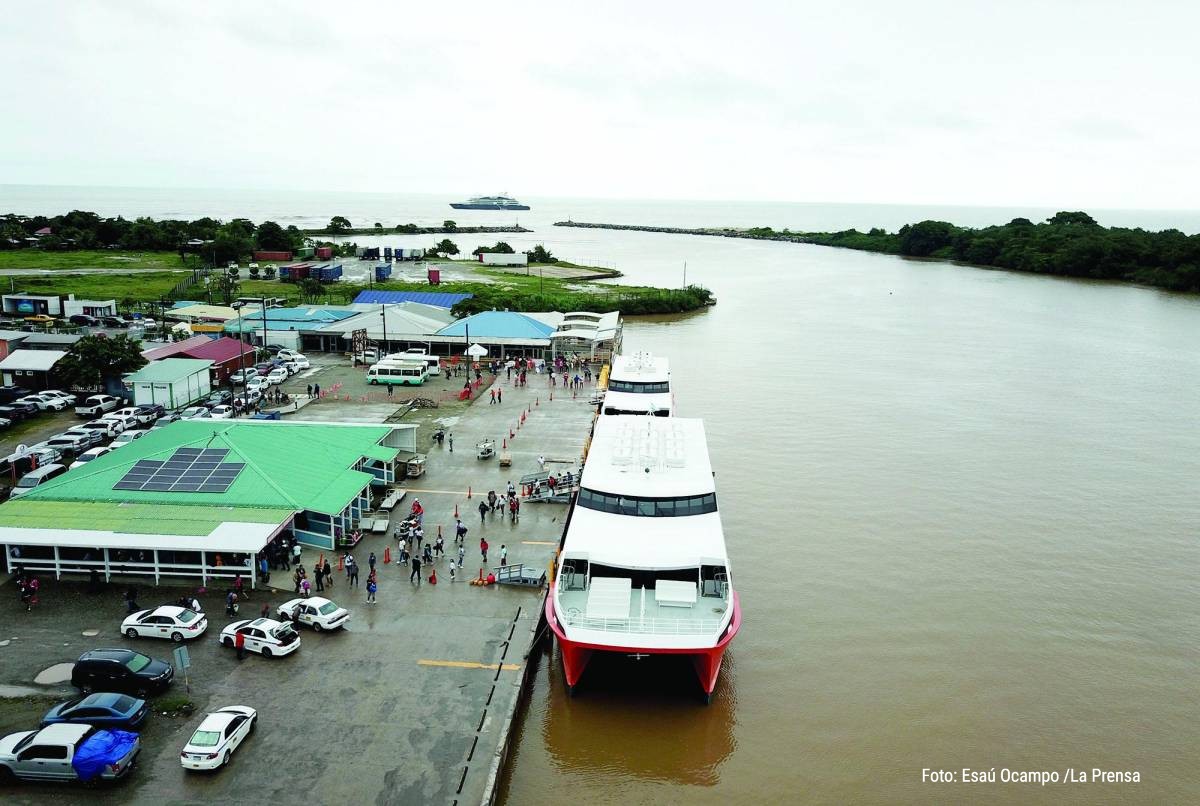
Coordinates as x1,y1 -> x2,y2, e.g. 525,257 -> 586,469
410,554 -> 422,584
509,496 -> 519,522
480,538 -> 489,564
124,586 -> 139,614
307,383 -> 313,398
449,563 -> 457,583
292,541 -> 302,567
537,454 -> 546,471
226,589 -> 239,617
489,388 -> 496,404
322,558 -> 333,590
368,552 -> 377,573
301,576 -> 311,597
315,561 -> 325,591
434,534 -> 444,558
457,544 -> 465,569
235,628 -> 246,661
497,388 -> 502,404
293,568 -> 302,594
448,433 -> 454,452
349,559 -> 360,588
345,553 -> 354,580
507,480 -> 516,498
313,382 -> 321,398
366,577 -> 377,604
500,544 -> 507,567
478,500 -> 488,523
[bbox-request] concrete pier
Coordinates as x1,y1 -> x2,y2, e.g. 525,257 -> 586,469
0,368 -> 598,805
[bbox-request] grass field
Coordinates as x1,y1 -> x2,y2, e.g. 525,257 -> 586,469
0,250 -> 197,271
11,271 -> 187,302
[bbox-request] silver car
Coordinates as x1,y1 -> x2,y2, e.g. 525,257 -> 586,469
0,723 -> 139,782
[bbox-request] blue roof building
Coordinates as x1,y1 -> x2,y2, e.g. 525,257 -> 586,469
435,311 -> 556,340
223,306 -> 358,335
353,291 -> 473,309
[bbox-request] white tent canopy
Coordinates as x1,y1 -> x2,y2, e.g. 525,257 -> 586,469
465,343 -> 489,357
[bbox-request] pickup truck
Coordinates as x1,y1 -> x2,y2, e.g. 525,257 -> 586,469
0,723 -> 139,783
75,395 -> 122,417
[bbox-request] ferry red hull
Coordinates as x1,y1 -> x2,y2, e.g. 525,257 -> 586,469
545,592 -> 741,700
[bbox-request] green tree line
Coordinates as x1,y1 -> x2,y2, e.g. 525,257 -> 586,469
0,210 -> 306,265
798,211 -> 1200,292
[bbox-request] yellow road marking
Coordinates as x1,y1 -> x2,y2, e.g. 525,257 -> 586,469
418,659 -> 520,671
522,540 -> 558,546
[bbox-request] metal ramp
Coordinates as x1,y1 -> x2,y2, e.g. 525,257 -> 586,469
520,470 -> 575,504
493,563 -> 546,588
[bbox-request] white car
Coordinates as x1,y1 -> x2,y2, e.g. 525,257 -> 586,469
180,406 -> 211,419
276,349 -> 301,360
74,394 -> 122,417
209,405 -> 235,419
219,618 -> 300,658
287,355 -> 309,369
231,368 -> 259,385
0,723 -> 140,783
265,368 -> 288,385
276,597 -> 350,632
78,419 -> 122,438
114,406 -> 157,426
41,389 -> 78,405
110,429 -> 149,448
61,428 -> 105,448
18,394 -> 68,411
99,414 -> 138,433
121,606 -> 208,642
180,705 -> 256,771
69,445 -> 113,470
245,376 -> 269,393
130,318 -> 157,328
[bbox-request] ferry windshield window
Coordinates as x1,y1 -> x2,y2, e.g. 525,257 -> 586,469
578,488 -> 717,516
607,380 -> 670,394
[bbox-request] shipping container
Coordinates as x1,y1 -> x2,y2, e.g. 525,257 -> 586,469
315,246 -> 333,260
317,264 -> 343,282
295,247 -> 315,259
375,264 -> 392,282
279,262 -> 313,281
427,268 -> 441,285
480,252 -> 529,266
254,250 -> 293,261
383,247 -> 393,260
361,247 -> 380,261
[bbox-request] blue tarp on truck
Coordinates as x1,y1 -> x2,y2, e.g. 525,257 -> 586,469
72,729 -> 139,781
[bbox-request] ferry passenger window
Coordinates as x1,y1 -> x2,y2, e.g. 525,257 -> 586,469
637,499 -> 656,516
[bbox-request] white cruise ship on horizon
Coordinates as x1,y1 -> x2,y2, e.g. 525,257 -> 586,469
601,351 -> 672,416
546,415 -> 741,702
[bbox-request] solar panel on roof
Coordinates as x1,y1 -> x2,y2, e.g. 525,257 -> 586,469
112,447 -> 245,494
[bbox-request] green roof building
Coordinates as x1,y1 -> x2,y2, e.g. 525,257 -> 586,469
0,419 -> 417,587
124,357 -> 213,408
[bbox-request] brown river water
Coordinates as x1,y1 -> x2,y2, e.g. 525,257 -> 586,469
500,238 -> 1200,804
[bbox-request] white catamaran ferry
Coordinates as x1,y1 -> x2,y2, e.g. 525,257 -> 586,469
601,351 -> 672,416
546,415 -> 740,701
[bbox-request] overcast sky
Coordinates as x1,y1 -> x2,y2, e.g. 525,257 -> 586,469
2,0 -> 1196,209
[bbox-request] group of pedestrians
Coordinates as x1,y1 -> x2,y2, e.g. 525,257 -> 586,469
476,483 -> 521,523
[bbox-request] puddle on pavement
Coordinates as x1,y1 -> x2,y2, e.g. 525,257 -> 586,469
34,663 -> 74,685
0,684 -> 44,697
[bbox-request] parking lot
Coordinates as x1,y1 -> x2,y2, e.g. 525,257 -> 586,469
0,364 -> 600,804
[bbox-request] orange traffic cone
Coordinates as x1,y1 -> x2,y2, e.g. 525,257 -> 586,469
338,555 -> 344,571
468,486 -> 472,498
502,438 -> 507,449
428,569 -> 438,585
536,397 -> 539,406
383,546 -> 391,564
454,503 -> 459,518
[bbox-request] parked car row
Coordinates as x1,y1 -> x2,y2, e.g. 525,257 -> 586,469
0,591 -> 355,785
0,388 -> 77,431
230,352 -> 309,388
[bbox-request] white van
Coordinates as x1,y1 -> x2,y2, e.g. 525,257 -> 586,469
10,463 -> 69,498
383,352 -> 441,376
366,361 -> 428,386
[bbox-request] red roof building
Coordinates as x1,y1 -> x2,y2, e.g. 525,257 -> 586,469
141,336 -> 257,384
